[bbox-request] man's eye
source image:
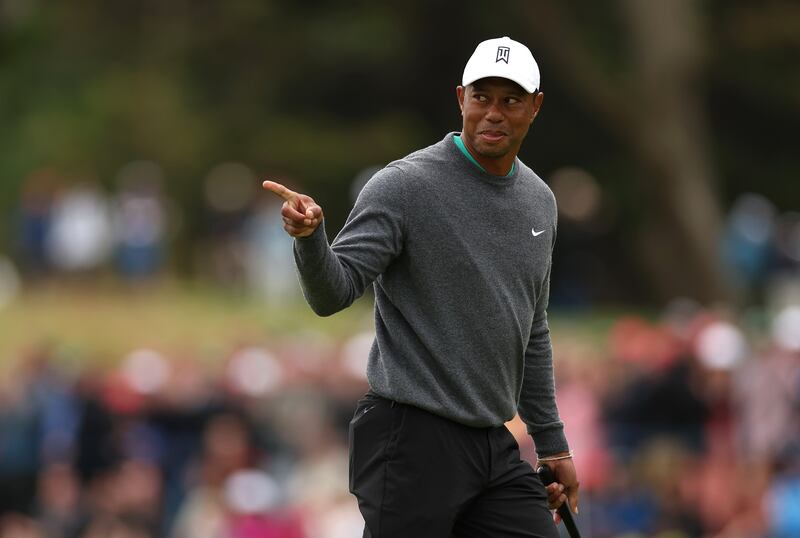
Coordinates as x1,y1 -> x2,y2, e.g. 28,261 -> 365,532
506,97 -> 520,105
474,95 -> 487,102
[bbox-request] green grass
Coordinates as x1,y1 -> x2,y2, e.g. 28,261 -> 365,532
0,281 -> 375,371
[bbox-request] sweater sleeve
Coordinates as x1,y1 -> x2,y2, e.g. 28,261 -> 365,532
292,166 -> 405,317
517,216 -> 569,458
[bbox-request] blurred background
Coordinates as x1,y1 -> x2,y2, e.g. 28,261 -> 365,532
1,1 -> 799,537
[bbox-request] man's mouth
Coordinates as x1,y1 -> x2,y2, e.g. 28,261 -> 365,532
479,130 -> 507,142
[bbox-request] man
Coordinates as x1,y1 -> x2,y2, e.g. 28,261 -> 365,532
264,36 -> 579,538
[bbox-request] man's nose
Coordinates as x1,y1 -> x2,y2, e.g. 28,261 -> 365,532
484,102 -> 503,122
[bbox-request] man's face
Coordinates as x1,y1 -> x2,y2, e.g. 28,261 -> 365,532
456,77 -> 543,160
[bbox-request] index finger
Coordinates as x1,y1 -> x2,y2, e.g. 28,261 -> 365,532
567,486 -> 579,514
262,180 -> 298,202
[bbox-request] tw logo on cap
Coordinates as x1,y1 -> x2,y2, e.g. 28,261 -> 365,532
496,46 -> 510,63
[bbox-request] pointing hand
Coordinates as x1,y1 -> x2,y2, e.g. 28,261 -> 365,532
263,180 -> 324,238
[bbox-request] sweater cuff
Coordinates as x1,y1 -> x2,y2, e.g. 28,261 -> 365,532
293,220 -> 328,261
530,425 -> 569,458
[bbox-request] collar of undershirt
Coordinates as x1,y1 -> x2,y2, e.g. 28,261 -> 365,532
453,134 -> 516,178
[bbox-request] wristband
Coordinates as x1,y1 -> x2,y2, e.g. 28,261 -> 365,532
536,450 -> 574,462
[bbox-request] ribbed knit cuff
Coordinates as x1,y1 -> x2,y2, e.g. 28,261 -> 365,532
530,426 -> 569,458
293,220 -> 327,260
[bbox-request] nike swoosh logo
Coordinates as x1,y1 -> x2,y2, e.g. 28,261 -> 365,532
532,229 -> 545,237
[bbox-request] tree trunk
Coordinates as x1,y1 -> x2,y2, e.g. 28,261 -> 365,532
521,0 -> 735,303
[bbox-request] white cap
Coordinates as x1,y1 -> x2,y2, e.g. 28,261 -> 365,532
462,36 -> 540,93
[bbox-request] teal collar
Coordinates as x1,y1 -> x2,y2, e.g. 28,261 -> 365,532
453,134 -> 516,177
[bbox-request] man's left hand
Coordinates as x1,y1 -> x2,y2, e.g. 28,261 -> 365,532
539,456 -> 579,524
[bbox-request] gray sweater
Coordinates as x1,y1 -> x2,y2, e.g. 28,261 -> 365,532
294,133 -> 568,456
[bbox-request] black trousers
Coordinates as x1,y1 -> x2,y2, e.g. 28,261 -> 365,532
348,391 -> 559,538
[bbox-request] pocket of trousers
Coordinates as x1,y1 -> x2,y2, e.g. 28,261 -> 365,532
348,396 -> 404,494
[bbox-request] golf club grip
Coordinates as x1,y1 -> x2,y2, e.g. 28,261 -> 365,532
536,465 -> 581,538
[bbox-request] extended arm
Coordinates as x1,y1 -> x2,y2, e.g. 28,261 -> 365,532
263,169 -> 404,316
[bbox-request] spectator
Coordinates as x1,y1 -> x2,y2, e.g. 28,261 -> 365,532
113,166 -> 168,281
46,183 -> 113,274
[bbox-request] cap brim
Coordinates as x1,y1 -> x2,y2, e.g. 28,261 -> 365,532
462,73 -> 537,93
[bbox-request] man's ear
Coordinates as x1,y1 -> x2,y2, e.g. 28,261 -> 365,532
530,91 -> 544,123
456,85 -> 466,114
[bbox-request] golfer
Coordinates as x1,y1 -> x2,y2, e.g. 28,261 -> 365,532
264,36 -> 579,538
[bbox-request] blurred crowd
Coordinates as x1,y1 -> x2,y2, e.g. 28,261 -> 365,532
8,163 -> 298,302
1,302 -> 799,538
9,165 -> 800,308
2,168 -> 800,538
0,335 -> 372,538
548,301 -> 800,538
